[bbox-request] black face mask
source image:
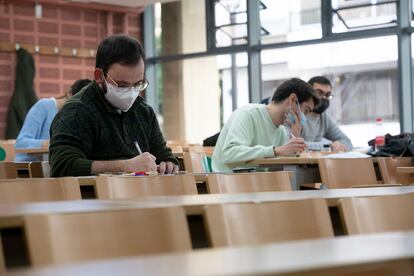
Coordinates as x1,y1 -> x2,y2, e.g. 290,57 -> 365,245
313,99 -> 330,114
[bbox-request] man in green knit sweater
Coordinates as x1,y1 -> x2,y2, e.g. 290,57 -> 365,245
212,78 -> 319,172
49,35 -> 178,176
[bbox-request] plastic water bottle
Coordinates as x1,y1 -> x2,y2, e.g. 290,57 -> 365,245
375,118 -> 385,152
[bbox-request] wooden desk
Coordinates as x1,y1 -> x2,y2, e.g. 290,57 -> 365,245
1,187 -> 413,270
248,157 -> 322,190
14,147 -> 49,161
0,186 -> 412,224
248,157 -> 380,190
9,231 -> 414,275
397,166 -> 414,174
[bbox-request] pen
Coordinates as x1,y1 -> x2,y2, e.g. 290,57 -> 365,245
290,132 -> 296,139
134,141 -> 142,155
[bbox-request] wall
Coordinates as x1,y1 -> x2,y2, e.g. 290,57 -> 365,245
0,1 -> 142,139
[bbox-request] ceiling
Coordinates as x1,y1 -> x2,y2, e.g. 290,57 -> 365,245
67,0 -> 178,8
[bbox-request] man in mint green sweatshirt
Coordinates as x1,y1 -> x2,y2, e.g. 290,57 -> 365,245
212,78 -> 319,172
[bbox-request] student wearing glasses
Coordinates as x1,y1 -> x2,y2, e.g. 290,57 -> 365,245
49,34 -> 178,176
301,76 -> 353,152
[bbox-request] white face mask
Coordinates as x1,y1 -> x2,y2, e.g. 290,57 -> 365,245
104,80 -> 139,112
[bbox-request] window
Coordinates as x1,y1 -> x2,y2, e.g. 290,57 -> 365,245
260,0 -> 322,44
155,0 -> 207,56
261,36 -> 399,147
214,0 -> 248,47
332,0 -> 397,33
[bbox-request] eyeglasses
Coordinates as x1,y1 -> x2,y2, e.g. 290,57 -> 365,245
105,72 -> 149,92
315,89 -> 334,100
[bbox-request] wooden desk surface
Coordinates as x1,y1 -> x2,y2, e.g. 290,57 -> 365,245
397,166 -> 414,174
14,147 -> 49,154
0,186 -> 413,226
9,231 -> 414,276
248,156 -> 380,166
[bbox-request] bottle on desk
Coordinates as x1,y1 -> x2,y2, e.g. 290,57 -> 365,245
375,117 -> 385,152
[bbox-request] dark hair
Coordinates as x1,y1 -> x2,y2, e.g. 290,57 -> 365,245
69,79 -> 91,96
95,34 -> 145,73
308,76 -> 331,87
271,78 -> 319,106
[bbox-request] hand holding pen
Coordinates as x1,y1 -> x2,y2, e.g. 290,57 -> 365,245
131,141 -> 179,174
122,141 -> 157,172
274,132 -> 306,156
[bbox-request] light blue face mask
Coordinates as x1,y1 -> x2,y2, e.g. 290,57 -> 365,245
287,100 -> 307,126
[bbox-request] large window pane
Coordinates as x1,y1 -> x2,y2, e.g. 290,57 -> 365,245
157,53 -> 249,144
261,36 -> 399,147
332,0 -> 397,33
215,0 -> 248,47
155,0 -> 207,56
217,53 -> 249,123
260,0 -> 322,44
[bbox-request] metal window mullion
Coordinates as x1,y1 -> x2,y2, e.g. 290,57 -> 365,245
205,0 -> 216,51
143,5 -> 158,114
397,0 -> 413,132
247,0 -> 262,103
321,0 -> 333,38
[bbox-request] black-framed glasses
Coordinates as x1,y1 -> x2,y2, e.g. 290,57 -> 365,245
105,72 -> 149,92
315,89 -> 334,100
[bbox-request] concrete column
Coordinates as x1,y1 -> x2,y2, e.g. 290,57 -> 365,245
161,2 -> 185,141
161,0 -> 220,143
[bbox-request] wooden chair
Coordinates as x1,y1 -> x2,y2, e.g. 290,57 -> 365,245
318,158 -> 378,188
0,162 -> 17,179
24,206 -> 192,266
378,157 -> 414,185
187,146 -> 215,155
95,174 -> 198,199
28,161 -> 50,178
339,193 -> 414,235
169,145 -> 183,154
166,140 -> 188,147
183,152 -> 212,173
206,172 -> 292,194
0,177 -> 81,203
0,140 -> 15,161
204,198 -> 334,247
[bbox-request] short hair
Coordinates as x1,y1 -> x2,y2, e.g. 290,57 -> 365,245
271,78 -> 319,106
69,79 -> 91,96
308,76 -> 331,87
95,34 -> 145,73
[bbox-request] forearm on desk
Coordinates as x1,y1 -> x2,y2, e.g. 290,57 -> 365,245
221,144 -> 275,164
91,160 -> 127,174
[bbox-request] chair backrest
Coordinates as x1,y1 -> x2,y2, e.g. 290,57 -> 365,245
0,141 -> 15,162
204,199 -> 334,247
378,157 -> 414,185
206,172 -> 291,194
0,177 -> 81,203
28,161 -> 50,178
169,145 -> 183,154
187,146 -> 215,155
183,152 -> 211,173
339,193 -> 414,235
318,158 -> 378,188
95,174 -> 198,199
0,162 -> 17,179
24,207 -> 192,266
166,140 -> 188,147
